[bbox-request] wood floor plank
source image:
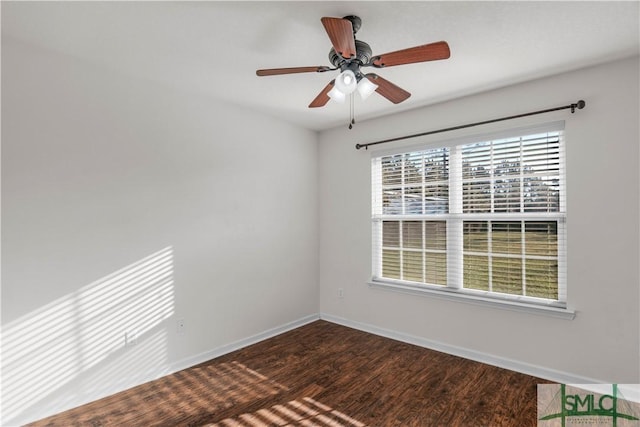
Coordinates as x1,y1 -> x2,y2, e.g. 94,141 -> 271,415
26,320 -> 551,426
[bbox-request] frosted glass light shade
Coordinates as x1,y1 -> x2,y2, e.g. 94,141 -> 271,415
357,77 -> 379,100
327,86 -> 346,103
334,70 -> 357,95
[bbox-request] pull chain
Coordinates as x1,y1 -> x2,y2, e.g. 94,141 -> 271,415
348,93 -> 355,129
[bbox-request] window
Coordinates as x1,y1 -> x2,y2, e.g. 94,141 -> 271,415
371,123 -> 566,309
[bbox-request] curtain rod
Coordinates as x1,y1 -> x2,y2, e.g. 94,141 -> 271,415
355,99 -> 586,150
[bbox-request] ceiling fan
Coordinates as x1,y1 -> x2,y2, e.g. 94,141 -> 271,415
256,15 -> 450,109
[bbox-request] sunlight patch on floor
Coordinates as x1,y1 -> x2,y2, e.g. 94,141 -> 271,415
209,396 -> 366,427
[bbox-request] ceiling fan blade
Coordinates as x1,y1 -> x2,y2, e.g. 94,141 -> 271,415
256,66 -> 330,76
309,80 -> 335,108
371,41 -> 450,67
366,73 -> 411,104
321,17 -> 356,59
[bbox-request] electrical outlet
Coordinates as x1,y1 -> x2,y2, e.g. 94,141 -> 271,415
177,318 -> 185,334
338,288 -> 344,298
124,331 -> 138,347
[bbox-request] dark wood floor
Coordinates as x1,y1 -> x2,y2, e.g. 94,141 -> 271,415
28,320 -> 551,426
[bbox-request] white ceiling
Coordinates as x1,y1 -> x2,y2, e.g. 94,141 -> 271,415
2,1 -> 639,131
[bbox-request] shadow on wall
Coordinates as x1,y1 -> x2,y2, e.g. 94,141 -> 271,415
1,246 -> 176,425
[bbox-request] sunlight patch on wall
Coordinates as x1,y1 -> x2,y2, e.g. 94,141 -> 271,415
1,247 -> 175,424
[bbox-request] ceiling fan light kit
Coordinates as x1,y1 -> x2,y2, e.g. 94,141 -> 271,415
334,69 -> 358,94
357,76 -> 379,100
256,15 -> 450,128
327,85 -> 346,103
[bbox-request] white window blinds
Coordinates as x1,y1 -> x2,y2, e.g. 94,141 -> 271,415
371,123 -> 566,306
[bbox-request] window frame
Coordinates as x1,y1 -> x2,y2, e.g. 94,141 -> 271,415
369,121 -> 574,319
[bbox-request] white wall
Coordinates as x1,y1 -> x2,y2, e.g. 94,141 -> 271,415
2,28 -> 638,426
318,56 -> 640,384
1,37 -> 318,425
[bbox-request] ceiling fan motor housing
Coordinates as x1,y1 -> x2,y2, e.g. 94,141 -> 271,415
328,40 -> 373,69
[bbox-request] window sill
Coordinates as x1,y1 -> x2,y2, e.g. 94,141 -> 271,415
368,280 -> 576,320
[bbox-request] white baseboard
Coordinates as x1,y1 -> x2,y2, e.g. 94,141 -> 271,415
319,312 -> 603,385
169,313 -> 320,373
171,311 -> 603,384
13,311 -> 604,426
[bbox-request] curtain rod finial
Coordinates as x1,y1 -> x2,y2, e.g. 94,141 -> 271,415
571,100 -> 586,113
